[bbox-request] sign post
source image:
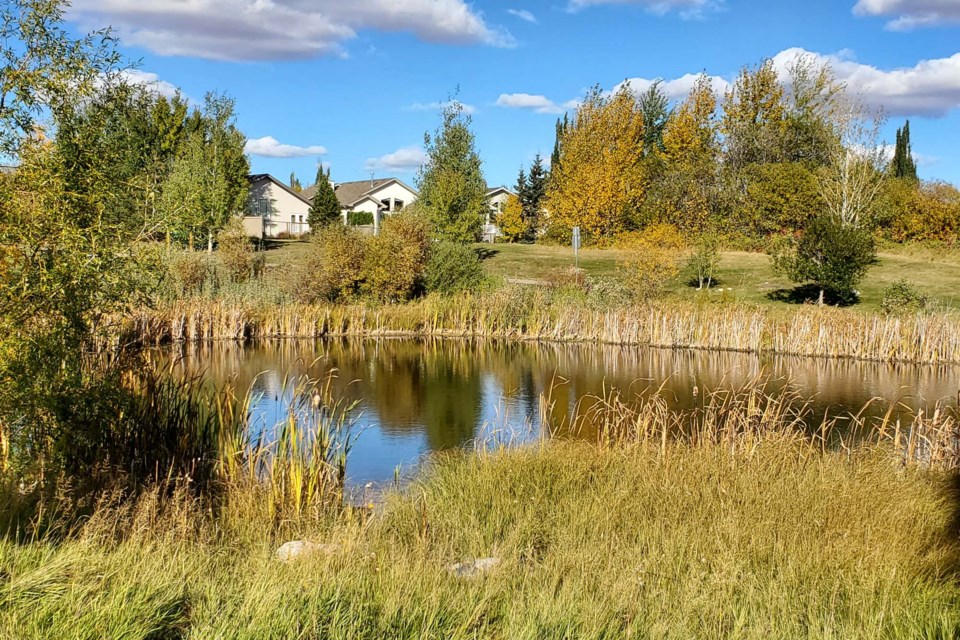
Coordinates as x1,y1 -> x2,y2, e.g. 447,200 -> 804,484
572,226 -> 581,270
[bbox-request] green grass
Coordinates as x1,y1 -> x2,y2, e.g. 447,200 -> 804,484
259,240 -> 960,312
2,440 -> 958,639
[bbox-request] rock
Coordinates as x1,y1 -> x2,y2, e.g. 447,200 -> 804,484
275,540 -> 338,563
447,557 -> 500,578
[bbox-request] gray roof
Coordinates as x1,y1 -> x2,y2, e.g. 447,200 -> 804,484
302,178 -> 418,208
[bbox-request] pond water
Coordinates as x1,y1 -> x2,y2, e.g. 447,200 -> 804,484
160,339 -> 960,489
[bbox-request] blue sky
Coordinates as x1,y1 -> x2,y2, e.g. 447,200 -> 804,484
66,0 -> 960,188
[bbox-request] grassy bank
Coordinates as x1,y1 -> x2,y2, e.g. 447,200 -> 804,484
126,290 -> 960,364
2,439 -> 959,638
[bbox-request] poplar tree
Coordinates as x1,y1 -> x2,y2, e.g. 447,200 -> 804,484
891,120 -> 918,181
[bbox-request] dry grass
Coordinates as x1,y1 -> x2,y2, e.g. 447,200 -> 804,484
123,288 -> 960,364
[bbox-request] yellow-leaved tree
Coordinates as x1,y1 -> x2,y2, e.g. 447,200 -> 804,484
544,85 -> 646,242
496,194 -> 527,242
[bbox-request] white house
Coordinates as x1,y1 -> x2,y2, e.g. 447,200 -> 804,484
301,177 -> 419,230
483,186 -> 516,242
245,174 -> 311,238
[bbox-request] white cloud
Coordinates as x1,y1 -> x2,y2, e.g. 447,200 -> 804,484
566,0 -> 721,18
771,47 -> 960,118
408,100 -> 477,115
614,73 -> 730,101
853,0 -> 960,29
495,93 -> 563,114
244,136 -> 327,158
69,0 -> 514,61
874,143 -> 939,166
364,146 -> 428,172
115,68 -> 182,99
507,8 -> 538,23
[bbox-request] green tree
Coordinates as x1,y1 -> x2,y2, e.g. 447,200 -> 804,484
525,153 -> 548,236
550,113 -> 568,176
415,99 -> 487,242
308,166 -> 341,228
289,171 -> 303,191
637,80 -> 671,156
160,92 -> 249,250
772,213 -> 877,305
891,120 -> 918,181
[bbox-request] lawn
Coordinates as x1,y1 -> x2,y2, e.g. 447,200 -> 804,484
259,239 -> 960,312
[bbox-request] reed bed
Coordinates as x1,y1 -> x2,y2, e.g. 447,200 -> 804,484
124,288 -> 960,364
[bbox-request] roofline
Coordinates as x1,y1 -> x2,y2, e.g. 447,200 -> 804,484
248,173 -> 312,205
359,177 -> 419,198
486,186 -> 516,196
345,194 -> 386,208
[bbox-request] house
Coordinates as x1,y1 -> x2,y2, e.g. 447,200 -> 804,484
245,174 -> 311,238
301,177 -> 419,229
483,186 -> 516,242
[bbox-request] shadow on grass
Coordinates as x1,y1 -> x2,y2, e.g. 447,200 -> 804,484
766,284 -> 859,307
687,277 -> 723,290
476,247 -> 499,262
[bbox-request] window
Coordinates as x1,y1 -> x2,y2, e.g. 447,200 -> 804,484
381,198 -> 392,212
394,199 -> 405,211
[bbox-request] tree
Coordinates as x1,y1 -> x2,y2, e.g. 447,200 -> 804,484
721,59 -> 788,170
525,153 -> 548,235
496,194 -> 527,242
416,99 -> 487,243
544,85 -> 646,241
308,166 -> 340,228
0,0 -> 121,156
550,113 -> 568,175
891,120 -> 918,181
515,166 -> 528,210
160,92 -> 249,250
637,80 -> 670,156
772,213 -> 877,305
289,171 -> 303,192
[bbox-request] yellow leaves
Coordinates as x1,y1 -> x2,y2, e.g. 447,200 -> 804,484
496,195 -> 527,242
618,223 -> 689,300
545,86 -> 646,240
660,75 -> 718,166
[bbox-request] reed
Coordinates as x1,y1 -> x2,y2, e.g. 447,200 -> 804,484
123,288 -> 960,364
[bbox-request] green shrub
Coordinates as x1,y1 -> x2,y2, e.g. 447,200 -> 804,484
881,279 -> 930,315
687,233 -> 720,289
292,225 -> 366,303
216,219 -> 262,283
424,241 -> 486,295
361,213 -> 431,302
347,211 -> 374,226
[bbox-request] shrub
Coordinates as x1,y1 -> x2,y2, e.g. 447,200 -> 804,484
881,279 -> 930,315
618,223 -> 688,301
348,211 -> 374,226
771,214 -> 877,305
361,213 -> 431,302
292,225 -> 366,303
216,219 -> 262,283
168,250 -> 211,297
686,233 -> 720,290
424,241 -> 486,295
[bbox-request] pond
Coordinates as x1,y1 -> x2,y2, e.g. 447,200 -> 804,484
160,339 -> 960,489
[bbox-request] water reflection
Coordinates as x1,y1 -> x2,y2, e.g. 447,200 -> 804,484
156,339 -> 960,487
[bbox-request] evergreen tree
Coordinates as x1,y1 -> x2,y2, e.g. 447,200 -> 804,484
416,99 -> 487,242
551,113 -> 568,174
891,120 -> 918,181
515,166 -> 528,209
308,166 -> 340,228
525,153 -> 548,237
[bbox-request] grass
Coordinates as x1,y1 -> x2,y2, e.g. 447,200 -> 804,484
2,424 -> 959,637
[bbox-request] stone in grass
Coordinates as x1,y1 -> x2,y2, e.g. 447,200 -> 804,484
275,540 -> 339,563
447,557 -> 500,578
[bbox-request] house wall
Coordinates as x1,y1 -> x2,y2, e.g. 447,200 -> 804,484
367,182 -> 418,212
247,178 -> 311,238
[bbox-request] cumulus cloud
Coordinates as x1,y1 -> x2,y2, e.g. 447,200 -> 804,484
853,0 -> 960,29
114,68 -> 182,99
364,146 -> 428,172
566,0 -> 721,18
68,0 -> 513,61
770,47 -> 960,118
874,143 -> 939,166
613,73 -> 730,101
244,136 -> 328,158
495,93 -> 563,114
408,100 -> 477,115
507,8 -> 538,23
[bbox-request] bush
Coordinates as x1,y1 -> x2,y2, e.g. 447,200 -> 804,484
881,279 -> 930,315
772,214 -> 877,305
618,224 -> 688,301
168,250 -> 211,297
216,219 -> 262,283
361,213 -> 431,302
347,211 -> 374,226
424,241 -> 486,295
292,225 -> 366,303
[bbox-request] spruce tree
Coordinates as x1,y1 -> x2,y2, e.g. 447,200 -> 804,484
891,120 -> 918,181
515,166 -> 528,210
525,153 -> 548,237
637,80 -> 670,155
308,166 -> 341,229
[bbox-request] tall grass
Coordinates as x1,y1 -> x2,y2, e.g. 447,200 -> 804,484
122,287 -> 960,364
